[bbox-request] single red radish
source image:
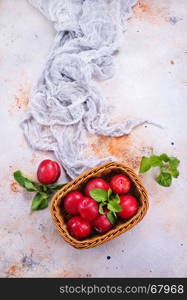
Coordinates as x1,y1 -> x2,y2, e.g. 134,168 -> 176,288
78,197 -> 98,221
64,191 -> 84,215
67,216 -> 91,238
110,174 -> 131,194
84,178 -> 110,197
37,159 -> 61,184
91,208 -> 112,233
117,195 -> 138,219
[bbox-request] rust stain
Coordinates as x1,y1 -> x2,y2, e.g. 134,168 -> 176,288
87,134 -> 151,172
7,265 -> 22,278
138,1 -> 150,13
8,85 -> 30,116
53,269 -> 84,278
10,181 -> 19,192
132,0 -> 167,24
7,265 -> 18,276
15,89 -> 29,109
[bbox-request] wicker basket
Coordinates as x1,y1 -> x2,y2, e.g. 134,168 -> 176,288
50,161 -> 149,249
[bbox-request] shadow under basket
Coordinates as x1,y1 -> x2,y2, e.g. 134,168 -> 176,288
50,161 -> 149,249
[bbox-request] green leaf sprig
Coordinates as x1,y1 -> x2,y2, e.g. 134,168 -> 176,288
139,153 -> 180,187
13,170 -> 65,211
90,188 -> 122,225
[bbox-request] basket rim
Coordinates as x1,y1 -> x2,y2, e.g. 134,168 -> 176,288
50,161 -> 149,248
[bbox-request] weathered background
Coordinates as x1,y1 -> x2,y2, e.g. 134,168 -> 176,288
0,0 -> 187,277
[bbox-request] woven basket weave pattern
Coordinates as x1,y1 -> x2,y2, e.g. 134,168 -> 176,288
50,162 -> 149,249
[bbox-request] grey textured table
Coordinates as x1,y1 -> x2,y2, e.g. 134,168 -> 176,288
0,0 -> 187,277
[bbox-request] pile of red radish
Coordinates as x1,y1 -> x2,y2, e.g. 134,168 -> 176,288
62,175 -> 139,239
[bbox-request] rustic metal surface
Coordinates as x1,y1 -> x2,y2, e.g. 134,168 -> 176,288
0,0 -> 187,277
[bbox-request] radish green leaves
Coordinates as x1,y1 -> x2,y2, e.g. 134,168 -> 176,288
90,188 -> 122,225
13,170 -> 65,211
139,153 -> 180,187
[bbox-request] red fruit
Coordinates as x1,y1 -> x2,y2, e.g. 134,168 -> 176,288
67,216 -> 91,238
91,209 -> 112,233
110,174 -> 131,194
117,195 -> 139,219
64,191 -> 84,215
78,197 -> 98,221
84,178 -> 110,197
37,159 -> 61,184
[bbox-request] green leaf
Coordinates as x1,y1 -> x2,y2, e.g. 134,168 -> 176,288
112,194 -> 120,204
35,184 -> 52,194
48,184 -> 65,191
140,153 -> 180,187
169,157 -> 180,169
109,193 -> 120,204
37,198 -> 48,210
107,200 -> 122,213
149,155 -> 163,167
139,157 -> 151,173
171,169 -> 179,178
99,203 -> 105,214
107,188 -> 112,200
160,153 -> 170,162
156,172 -> 172,187
90,188 -> 108,203
31,192 -> 49,211
41,185 -> 48,192
107,211 -> 117,225
13,170 -> 37,192
24,181 -> 37,192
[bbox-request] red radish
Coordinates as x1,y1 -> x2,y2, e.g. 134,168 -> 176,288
91,208 -> 112,233
64,191 -> 84,215
67,216 -> 91,238
110,174 -> 131,194
84,178 -> 110,197
37,159 -> 61,184
78,197 -> 98,221
117,195 -> 138,219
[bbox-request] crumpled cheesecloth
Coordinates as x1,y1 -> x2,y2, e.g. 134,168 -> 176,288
21,0 -> 150,179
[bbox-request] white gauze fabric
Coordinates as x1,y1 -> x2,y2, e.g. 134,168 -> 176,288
22,0 -> 147,179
